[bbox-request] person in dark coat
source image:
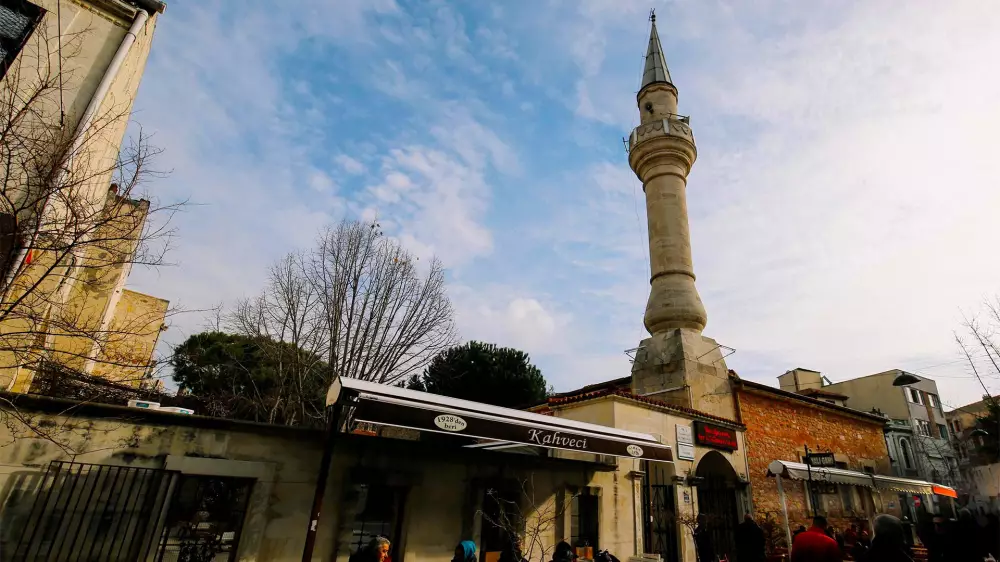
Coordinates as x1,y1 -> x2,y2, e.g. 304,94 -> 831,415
498,536 -> 527,562
860,514 -> 911,562
552,541 -> 577,562
694,514 -> 717,562
953,508 -> 986,562
735,514 -> 765,562
352,536 -> 393,562
790,515 -> 841,562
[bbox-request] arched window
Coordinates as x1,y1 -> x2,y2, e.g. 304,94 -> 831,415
899,438 -> 914,469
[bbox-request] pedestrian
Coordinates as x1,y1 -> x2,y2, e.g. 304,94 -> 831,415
453,541 -> 477,562
860,514 -> 911,562
552,541 -> 577,562
498,536 -> 527,562
843,523 -> 858,550
694,514 -> 717,562
790,515 -> 841,562
351,536 -> 393,562
735,514 -> 765,562
792,525 -> 807,540
952,508 -> 986,562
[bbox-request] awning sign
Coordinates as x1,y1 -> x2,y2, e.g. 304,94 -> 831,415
353,397 -> 673,462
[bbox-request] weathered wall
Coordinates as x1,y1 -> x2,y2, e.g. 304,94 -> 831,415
737,388 -> 896,532
0,401 -> 608,562
823,372 -> 909,420
89,288 -> 168,384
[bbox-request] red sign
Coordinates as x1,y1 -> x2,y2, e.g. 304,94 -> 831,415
694,422 -> 739,451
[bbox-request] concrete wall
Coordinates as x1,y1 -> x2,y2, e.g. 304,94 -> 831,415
737,387 -> 897,535
0,399 -> 610,562
823,371 -> 909,420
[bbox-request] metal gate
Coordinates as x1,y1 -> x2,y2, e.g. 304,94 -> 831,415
641,460 -> 680,562
10,461 -> 178,562
694,475 -> 739,561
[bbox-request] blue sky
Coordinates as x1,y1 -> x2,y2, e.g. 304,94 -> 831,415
127,0 -> 1000,408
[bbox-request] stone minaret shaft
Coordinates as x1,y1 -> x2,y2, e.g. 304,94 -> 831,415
628,14 -> 707,335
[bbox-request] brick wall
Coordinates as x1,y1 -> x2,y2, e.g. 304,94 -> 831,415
738,388 -> 899,533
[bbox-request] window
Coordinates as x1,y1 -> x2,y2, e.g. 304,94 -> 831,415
342,483 -> 406,561
908,388 -> 923,405
862,466 -> 875,474
571,489 -> 600,554
840,485 -> 855,513
937,424 -> 948,440
0,0 -> 43,80
900,439 -> 914,469
952,420 -> 962,435
915,419 -> 932,437
927,393 -> 938,408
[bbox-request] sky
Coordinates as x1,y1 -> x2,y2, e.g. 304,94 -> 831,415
126,0 -> 1000,410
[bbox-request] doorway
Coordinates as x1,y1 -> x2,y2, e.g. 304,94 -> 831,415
642,460 -> 680,562
694,451 -> 740,561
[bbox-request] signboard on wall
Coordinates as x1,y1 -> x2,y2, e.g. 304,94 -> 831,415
806,452 -> 836,468
694,422 -> 739,451
676,424 -> 695,460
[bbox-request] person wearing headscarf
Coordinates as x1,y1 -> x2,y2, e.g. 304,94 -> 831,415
453,541 -> 477,562
860,515 -> 911,562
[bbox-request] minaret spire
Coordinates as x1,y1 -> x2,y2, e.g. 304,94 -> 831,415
641,9 -> 672,89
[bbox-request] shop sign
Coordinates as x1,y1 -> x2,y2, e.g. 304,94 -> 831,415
805,452 -> 836,468
676,424 -> 694,445
353,397 -> 674,461
682,490 -> 691,504
694,421 -> 739,451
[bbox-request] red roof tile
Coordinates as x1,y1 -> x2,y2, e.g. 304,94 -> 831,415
546,384 -> 743,428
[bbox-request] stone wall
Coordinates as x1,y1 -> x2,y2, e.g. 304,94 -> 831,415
737,388 -> 897,533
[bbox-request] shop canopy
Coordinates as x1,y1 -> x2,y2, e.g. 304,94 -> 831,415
767,460 -> 957,498
327,377 -> 674,463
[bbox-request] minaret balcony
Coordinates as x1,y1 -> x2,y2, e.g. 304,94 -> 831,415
628,115 -> 695,153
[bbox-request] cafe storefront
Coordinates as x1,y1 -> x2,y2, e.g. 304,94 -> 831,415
305,377 -> 678,562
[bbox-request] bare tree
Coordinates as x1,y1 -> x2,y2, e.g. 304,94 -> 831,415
479,475 -> 577,562
218,219 -> 456,424
309,220 -> 457,384
0,17 -> 178,434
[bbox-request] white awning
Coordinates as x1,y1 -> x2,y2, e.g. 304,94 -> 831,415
767,460 -> 875,488
871,475 -> 933,495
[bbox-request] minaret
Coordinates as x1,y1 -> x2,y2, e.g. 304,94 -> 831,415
629,11 -> 706,335
628,13 -> 735,420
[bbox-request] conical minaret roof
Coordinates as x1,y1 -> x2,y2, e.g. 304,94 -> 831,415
640,13 -> 672,89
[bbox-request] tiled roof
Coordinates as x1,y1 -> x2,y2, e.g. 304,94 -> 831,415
798,388 -> 850,400
733,376 -> 888,424
545,383 -> 743,429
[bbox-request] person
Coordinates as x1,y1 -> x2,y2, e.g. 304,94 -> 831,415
694,514 -> 716,562
952,508 -> 986,562
843,523 -> 858,550
792,525 -> 807,540
453,541 -> 477,562
498,536 -> 527,562
735,514 -> 765,562
860,514 -> 911,562
790,515 -> 841,562
983,513 -> 1000,560
352,536 -> 392,562
552,541 -> 577,562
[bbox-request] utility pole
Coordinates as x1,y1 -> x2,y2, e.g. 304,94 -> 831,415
804,445 -> 817,518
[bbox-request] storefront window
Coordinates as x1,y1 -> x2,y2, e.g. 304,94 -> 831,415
571,490 -> 599,555
342,483 -> 406,562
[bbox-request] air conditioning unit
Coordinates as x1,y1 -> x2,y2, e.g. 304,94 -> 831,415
158,407 -> 194,415
127,399 -> 159,410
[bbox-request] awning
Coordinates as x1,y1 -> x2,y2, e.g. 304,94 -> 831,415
767,460 -> 875,488
327,377 -> 673,463
872,475 -> 934,495
768,460 -> 954,497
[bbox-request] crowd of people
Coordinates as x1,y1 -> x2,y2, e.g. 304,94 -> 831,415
348,535 -> 592,562
782,511 -> 999,562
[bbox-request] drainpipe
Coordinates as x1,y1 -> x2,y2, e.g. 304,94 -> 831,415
0,8 -> 150,296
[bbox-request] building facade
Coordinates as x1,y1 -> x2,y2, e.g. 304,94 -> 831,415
733,374 -> 896,534
0,0 -> 168,391
946,396 -> 1000,515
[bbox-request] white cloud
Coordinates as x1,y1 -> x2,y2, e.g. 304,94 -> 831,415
335,154 -> 366,175
449,285 -> 570,359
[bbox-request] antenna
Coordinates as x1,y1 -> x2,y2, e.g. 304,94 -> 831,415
622,136 -> 630,155
649,9 -> 655,23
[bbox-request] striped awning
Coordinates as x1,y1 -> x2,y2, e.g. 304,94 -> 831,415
768,460 -> 955,497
